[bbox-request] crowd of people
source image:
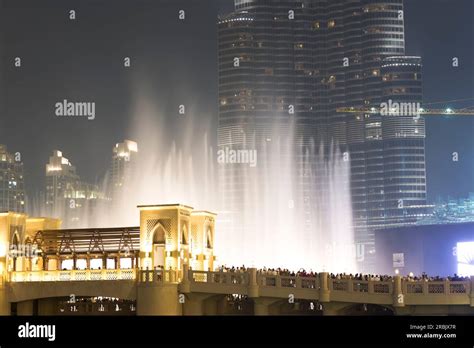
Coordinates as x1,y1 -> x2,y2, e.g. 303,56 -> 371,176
413,273 -> 469,282
330,273 -> 393,281
215,265 -> 470,282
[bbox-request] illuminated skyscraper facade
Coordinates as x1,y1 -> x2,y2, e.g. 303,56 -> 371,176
45,150 -> 104,227
323,3 -> 430,269
0,145 -> 25,213
218,0 -> 429,270
110,140 -> 138,200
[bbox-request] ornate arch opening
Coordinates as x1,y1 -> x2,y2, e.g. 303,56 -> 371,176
181,224 -> 188,245
151,222 -> 167,268
206,228 -> 213,249
152,223 -> 166,244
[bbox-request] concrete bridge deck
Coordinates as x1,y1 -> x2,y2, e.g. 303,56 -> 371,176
3,267 -> 474,315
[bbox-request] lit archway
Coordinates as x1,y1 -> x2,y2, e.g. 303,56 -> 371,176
151,223 -> 166,268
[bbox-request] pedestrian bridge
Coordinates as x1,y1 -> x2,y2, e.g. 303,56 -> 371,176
5,267 -> 474,315
1,205 -> 473,316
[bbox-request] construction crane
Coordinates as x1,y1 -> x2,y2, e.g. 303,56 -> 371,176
336,98 -> 474,116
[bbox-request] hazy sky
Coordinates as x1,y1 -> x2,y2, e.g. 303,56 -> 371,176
1,0 -> 473,203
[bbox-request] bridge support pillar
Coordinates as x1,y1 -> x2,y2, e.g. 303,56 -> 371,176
203,295 -> 223,315
182,293 -> 216,315
38,298 -> 58,315
392,275 -> 405,307
319,272 -> 330,302
247,268 -> 259,298
469,276 -> 474,307
137,283 -> 181,315
17,300 -> 35,315
253,298 -> 279,315
0,286 -> 10,315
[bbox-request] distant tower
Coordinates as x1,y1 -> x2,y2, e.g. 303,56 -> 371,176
45,150 -> 103,227
0,145 -> 25,213
110,140 -> 138,200
45,150 -> 80,216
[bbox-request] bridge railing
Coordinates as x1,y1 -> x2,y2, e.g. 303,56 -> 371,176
137,269 -> 181,283
329,279 -> 393,294
189,270 -> 249,285
403,279 -> 470,295
10,269 -> 137,282
257,274 -> 319,290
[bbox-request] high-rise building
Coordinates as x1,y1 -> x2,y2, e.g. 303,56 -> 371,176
218,0 -> 429,271
110,140 -> 138,200
0,145 -> 25,213
380,56 -> 429,228
321,2 -> 430,269
45,150 -> 79,213
45,150 -> 104,227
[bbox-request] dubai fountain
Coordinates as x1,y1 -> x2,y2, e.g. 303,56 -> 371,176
31,88 -> 358,273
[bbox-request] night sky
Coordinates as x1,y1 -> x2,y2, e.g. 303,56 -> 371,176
0,0 -> 473,204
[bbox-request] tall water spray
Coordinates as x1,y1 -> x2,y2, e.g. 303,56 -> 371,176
30,86 -> 357,273
215,126 -> 356,273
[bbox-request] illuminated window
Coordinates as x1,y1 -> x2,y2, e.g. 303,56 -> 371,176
61,259 -> 73,270
90,259 -> 102,269
106,258 -> 115,269
295,63 -> 304,70
76,259 -> 87,270
120,258 -> 132,269
328,20 -> 335,28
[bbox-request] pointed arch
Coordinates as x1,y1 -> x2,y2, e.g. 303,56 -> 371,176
10,231 -> 20,247
181,224 -> 188,245
151,222 -> 166,244
206,227 -> 213,249
32,230 -> 45,254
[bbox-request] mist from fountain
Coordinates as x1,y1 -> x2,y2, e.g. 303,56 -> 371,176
28,83 -> 357,273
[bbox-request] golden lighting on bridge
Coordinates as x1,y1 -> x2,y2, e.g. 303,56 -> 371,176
0,203 -> 216,283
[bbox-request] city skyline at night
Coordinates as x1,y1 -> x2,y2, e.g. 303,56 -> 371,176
1,2 -> 474,344
0,0 -> 472,207
0,0 -> 471,271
